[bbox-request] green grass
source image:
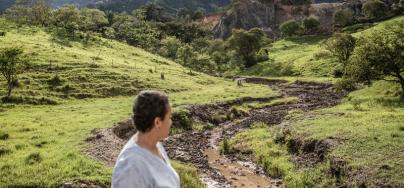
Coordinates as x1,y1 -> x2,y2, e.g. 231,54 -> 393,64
0,18 -> 276,187
172,161 -> 205,188
225,81 -> 404,187
290,80 -> 404,187
245,16 -> 404,79
0,18 -> 274,105
244,35 -> 338,77
223,123 -> 294,178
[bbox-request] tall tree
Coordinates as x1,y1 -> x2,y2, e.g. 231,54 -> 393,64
0,47 -> 28,98
347,21 -> 404,93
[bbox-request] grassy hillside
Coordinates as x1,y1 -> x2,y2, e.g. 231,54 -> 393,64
0,18 -> 275,187
228,16 -> 404,187
245,16 -> 404,78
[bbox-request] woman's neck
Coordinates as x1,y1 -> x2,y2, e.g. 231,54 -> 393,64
134,132 -> 159,152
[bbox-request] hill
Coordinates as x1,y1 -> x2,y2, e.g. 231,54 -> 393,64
0,18 -> 274,187
244,15 -> 404,78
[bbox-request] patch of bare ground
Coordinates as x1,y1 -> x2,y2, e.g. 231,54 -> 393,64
83,78 -> 348,187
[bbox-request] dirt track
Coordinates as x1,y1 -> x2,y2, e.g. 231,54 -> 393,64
83,78 -> 347,188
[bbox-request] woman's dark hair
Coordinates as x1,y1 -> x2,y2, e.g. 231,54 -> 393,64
132,90 -> 169,133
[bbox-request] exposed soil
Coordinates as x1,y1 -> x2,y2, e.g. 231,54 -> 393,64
84,78 -> 347,188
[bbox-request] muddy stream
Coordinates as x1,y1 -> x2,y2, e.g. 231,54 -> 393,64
83,78 -> 347,188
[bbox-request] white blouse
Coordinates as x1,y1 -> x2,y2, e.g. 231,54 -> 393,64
112,137 -> 180,188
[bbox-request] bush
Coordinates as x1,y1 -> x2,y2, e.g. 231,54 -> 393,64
159,36 -> 182,59
334,8 -> 355,27
280,20 -> 302,37
48,75 -> 64,87
220,138 -> 230,154
256,49 -> 269,62
332,66 -> 344,78
302,16 -> 320,34
0,147 -> 12,157
280,61 -> 296,76
335,78 -> 356,91
57,84 -> 74,95
0,132 -> 9,140
25,152 -> 42,164
172,109 -> 192,130
363,0 -> 388,20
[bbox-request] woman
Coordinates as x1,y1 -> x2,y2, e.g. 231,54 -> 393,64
112,90 -> 180,188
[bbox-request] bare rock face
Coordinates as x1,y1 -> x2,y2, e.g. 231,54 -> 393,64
213,0 -> 350,38
213,0 -> 277,38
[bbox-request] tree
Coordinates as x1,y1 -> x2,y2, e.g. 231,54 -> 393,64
192,8 -> 206,20
159,36 -> 182,59
31,0 -> 52,26
227,28 -> 266,67
334,8 -> 355,27
4,3 -> 32,24
4,0 -> 51,26
392,0 -> 404,14
363,0 -> 388,20
53,5 -> 81,38
133,2 -> 164,22
0,47 -> 28,98
190,54 -> 217,73
302,16 -> 320,34
176,44 -> 195,68
80,8 -> 109,32
280,20 -> 301,37
347,21 -> 404,93
324,33 -> 356,70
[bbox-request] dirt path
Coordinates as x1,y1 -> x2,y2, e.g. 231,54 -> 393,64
84,78 -> 347,188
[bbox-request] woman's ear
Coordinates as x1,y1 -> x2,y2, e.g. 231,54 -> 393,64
154,117 -> 162,129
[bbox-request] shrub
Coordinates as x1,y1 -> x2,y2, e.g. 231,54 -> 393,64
25,152 -> 42,164
48,74 -> 64,87
0,132 -> 9,140
280,61 -> 295,76
335,78 -> 356,91
172,109 -> 192,130
280,20 -> 302,37
334,8 -> 355,27
256,49 -> 269,62
221,138 -> 230,154
302,16 -> 320,34
363,0 -> 388,20
324,33 -> 356,69
332,66 -> 344,78
0,147 -> 11,157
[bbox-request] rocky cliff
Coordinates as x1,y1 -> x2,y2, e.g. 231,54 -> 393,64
213,0 -> 365,38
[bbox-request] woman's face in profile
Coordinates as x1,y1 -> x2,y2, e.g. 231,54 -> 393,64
159,105 -> 172,139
